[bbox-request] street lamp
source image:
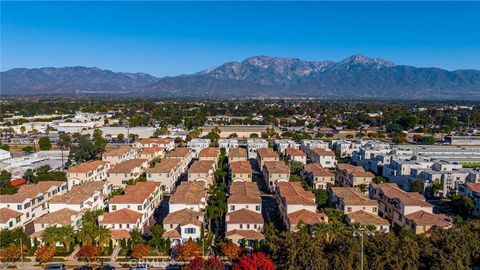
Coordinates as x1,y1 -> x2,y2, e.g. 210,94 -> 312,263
353,227 -> 374,270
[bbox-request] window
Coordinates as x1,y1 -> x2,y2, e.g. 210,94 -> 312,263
17,205 -> 22,210
247,224 -> 250,229
119,224 -> 122,228
185,228 -> 196,234
373,207 -> 377,212
170,224 -> 173,229
230,205 -> 235,211
112,205 -> 117,211
256,205 -> 260,211
137,205 -> 142,211
240,224 -> 243,229
347,207 -> 352,213
16,216 -> 21,223
9,221 -> 13,228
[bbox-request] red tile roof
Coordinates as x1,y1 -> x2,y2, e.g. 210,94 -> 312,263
288,209 -> 327,225
230,161 -> 252,174
10,178 -> 26,187
99,208 -> 143,224
285,148 -> 306,156
68,160 -> 109,173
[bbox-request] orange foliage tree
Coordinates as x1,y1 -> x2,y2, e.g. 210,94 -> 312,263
233,252 -> 275,270
176,239 -> 201,261
131,243 -> 149,259
77,245 -> 100,266
0,243 -> 25,263
221,241 -> 241,260
34,245 -> 56,265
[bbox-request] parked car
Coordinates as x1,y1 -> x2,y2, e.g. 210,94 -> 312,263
74,266 -> 93,270
44,264 -> 66,270
130,265 -> 149,270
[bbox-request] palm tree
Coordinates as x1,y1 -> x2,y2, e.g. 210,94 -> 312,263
94,226 -> 111,251
42,226 -> 60,246
61,225 -> 76,251
314,221 -> 346,244
76,223 -> 96,246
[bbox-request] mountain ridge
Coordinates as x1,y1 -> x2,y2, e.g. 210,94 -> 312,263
2,55 -> 479,99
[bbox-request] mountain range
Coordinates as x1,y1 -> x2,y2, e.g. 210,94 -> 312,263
2,55 -> 480,99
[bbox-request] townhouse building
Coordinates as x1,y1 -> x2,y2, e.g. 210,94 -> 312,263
246,139 -> 268,159
226,181 -> 264,244
134,137 -> 175,151
66,160 -> 110,189
198,147 -> 220,164
0,181 -> 68,231
32,208 -> 83,242
107,158 -> 149,188
256,148 -> 279,168
301,163 -> 334,190
138,147 -> 165,160
310,149 -> 337,168
263,161 -> 290,192
276,182 -> 328,231
187,160 -> 216,187
335,164 -> 374,187
187,138 -> 211,158
146,158 -> 183,193
107,182 -> 162,233
228,148 -> 248,162
229,161 -> 253,182
165,147 -> 193,173
169,181 -> 207,213
331,140 -> 363,158
273,139 -> 300,154
49,181 -> 112,213
0,208 -> 24,230
218,139 -> 239,153
345,210 -> 390,232
382,160 -> 434,190
102,146 -> 138,165
162,208 -> 204,246
329,187 -> 379,214
458,183 -> 480,216
300,140 -> 329,156
370,183 -> 452,234
284,148 -> 307,164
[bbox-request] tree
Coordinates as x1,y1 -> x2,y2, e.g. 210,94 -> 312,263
117,133 -> 125,142
61,225 -> 75,251
356,183 -> 368,193
38,137 -> 52,150
205,184 -> 227,234
148,225 -> 167,252
154,126 -> 170,136
0,142 -> 10,151
22,145 -> 34,153
409,179 -> 424,193
35,245 -> 56,265
250,133 -> 259,138
0,170 -> 17,195
221,241 -> 241,260
0,243 -> 23,263
131,243 -> 149,259
95,225 -> 111,252
185,256 -> 225,270
77,245 -> 100,266
176,240 -> 201,261
42,226 -> 61,246
20,126 -> 26,134
314,189 -> 329,209
372,176 -> 388,184
233,252 -> 275,270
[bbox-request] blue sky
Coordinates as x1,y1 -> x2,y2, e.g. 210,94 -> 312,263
1,1 -> 479,76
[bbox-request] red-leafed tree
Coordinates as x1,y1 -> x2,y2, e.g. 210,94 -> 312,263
34,245 -> 56,265
131,243 -> 149,259
221,241 -> 241,260
176,240 -> 201,261
77,245 -> 100,266
184,256 -> 224,270
233,252 -> 275,270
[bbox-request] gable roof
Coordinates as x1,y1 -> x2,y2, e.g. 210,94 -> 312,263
404,210 -> 452,227
303,163 -> 334,177
68,160 -> 109,173
230,161 -> 253,174
147,158 -> 181,173
227,209 -> 263,224
199,147 -> 219,158
35,208 -> 79,226
109,182 -> 160,204
49,181 -> 106,204
188,160 -> 215,174
0,208 -> 22,223
170,181 -> 206,205
288,209 -> 327,225
103,146 -> 135,157
163,208 -> 202,226
330,187 -> 378,206
228,148 -> 247,158
166,147 -> 191,158
226,229 -> 264,240
108,159 -> 147,174
257,148 -> 279,158
285,148 -> 306,156
99,208 -> 143,224
347,210 -> 389,226
374,183 -> 432,207
277,182 -> 315,206
0,181 -> 66,203
264,161 -> 289,174
228,181 -> 261,204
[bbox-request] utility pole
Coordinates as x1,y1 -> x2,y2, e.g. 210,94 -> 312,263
353,227 -> 373,270
20,238 -> 24,270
